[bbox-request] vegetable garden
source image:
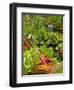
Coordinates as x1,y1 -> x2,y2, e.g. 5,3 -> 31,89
22,14 -> 63,75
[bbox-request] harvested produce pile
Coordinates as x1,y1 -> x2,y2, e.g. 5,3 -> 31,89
23,15 -> 63,75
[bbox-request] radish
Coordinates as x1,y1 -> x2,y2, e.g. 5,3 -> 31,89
40,55 -> 52,64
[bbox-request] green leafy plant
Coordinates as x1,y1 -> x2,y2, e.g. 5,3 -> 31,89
23,48 -> 40,74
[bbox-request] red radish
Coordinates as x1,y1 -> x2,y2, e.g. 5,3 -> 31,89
40,55 -> 52,64
40,55 -> 47,64
40,59 -> 47,64
45,57 -> 52,64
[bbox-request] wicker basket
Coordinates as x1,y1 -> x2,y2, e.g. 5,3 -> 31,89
33,61 -> 63,74
33,64 -> 55,74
